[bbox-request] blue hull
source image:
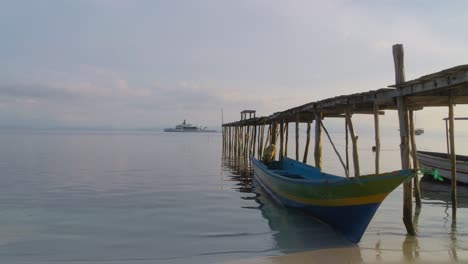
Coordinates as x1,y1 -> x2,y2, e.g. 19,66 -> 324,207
255,170 -> 381,243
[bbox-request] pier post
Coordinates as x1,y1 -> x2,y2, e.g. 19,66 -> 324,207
314,112 -> 323,170
449,96 -> 457,219
274,121 -> 279,150
296,113 -> 300,161
409,110 -> 422,208
285,122 -> 289,157
345,109 -> 360,176
303,120 -> 312,163
279,120 -> 284,160
374,104 -> 381,174
258,125 -> 264,159
345,117 -> 349,173
271,122 -> 278,145
252,125 -> 257,159
264,124 -> 271,154
393,43 -> 416,235
244,125 -> 250,173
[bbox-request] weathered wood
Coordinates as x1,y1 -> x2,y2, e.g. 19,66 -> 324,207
449,96 -> 457,219
252,125 -> 257,158
407,96 -> 468,107
303,121 -> 312,163
258,125 -> 265,159
264,125 -> 271,155
314,112 -> 323,170
271,121 -> 278,145
345,118 -> 349,173
279,121 -> 284,160
374,104 -> 381,174
296,113 -> 300,161
321,122 -> 349,177
409,110 -> 422,208
394,43 -> 416,236
345,109 -> 360,177
284,122 -> 289,157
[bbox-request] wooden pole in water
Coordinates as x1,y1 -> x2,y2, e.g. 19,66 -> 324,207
271,122 -> 278,145
345,117 -> 349,173
258,125 -> 265,159
373,104 -> 381,175
303,121 -> 311,163
393,43 -> 415,235
279,120 -> 284,160
409,110 -> 422,208
244,125 -> 250,173
285,122 -> 289,157
234,126 -> 238,167
252,125 -> 257,158
449,96 -> 457,219
296,113 -> 300,161
345,109 -> 360,177
314,112 -> 323,170
445,119 -> 450,154
264,124 -> 271,153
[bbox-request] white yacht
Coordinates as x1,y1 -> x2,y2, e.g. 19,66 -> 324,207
164,120 -> 216,133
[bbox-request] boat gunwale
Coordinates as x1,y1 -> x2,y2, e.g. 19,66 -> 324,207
417,150 -> 468,163
251,156 -> 414,186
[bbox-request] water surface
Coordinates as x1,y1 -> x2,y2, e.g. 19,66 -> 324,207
0,130 -> 466,263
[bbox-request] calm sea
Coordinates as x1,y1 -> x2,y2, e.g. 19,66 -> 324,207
0,130 -> 467,263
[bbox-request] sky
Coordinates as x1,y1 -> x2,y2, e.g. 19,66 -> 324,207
1,0 -> 468,130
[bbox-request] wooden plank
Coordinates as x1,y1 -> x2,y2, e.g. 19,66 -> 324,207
407,96 -> 468,107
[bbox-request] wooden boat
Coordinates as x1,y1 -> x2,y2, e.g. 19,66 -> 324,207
250,156 -> 416,243
417,150 -> 468,184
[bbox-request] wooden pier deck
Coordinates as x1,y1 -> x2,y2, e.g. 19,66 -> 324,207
222,44 -> 468,236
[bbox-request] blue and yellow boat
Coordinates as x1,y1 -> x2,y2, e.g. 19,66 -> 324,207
251,156 -> 416,243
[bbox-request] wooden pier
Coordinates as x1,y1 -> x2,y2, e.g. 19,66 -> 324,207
222,44 -> 468,236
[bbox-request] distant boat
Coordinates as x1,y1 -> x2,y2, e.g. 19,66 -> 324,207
163,120 -> 216,133
415,128 -> 424,135
417,150 -> 468,184
251,156 -> 416,243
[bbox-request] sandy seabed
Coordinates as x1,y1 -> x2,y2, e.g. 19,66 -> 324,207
223,246 -> 466,264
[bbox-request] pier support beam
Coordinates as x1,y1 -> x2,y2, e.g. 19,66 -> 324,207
345,109 -> 360,177
303,121 -> 312,163
258,125 -> 265,159
374,104 -> 381,174
314,112 -> 323,170
409,110 -> 422,208
393,43 -> 416,235
449,96 -> 457,219
285,122 -> 289,157
279,120 -> 284,160
296,113 -> 300,161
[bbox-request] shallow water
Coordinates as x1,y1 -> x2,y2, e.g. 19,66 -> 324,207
0,130 -> 466,263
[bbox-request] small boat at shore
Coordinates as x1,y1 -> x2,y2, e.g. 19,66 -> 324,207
417,150 -> 468,184
164,120 -> 216,133
251,156 -> 416,243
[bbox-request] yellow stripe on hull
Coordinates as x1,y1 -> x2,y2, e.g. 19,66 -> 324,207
274,189 -> 390,207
